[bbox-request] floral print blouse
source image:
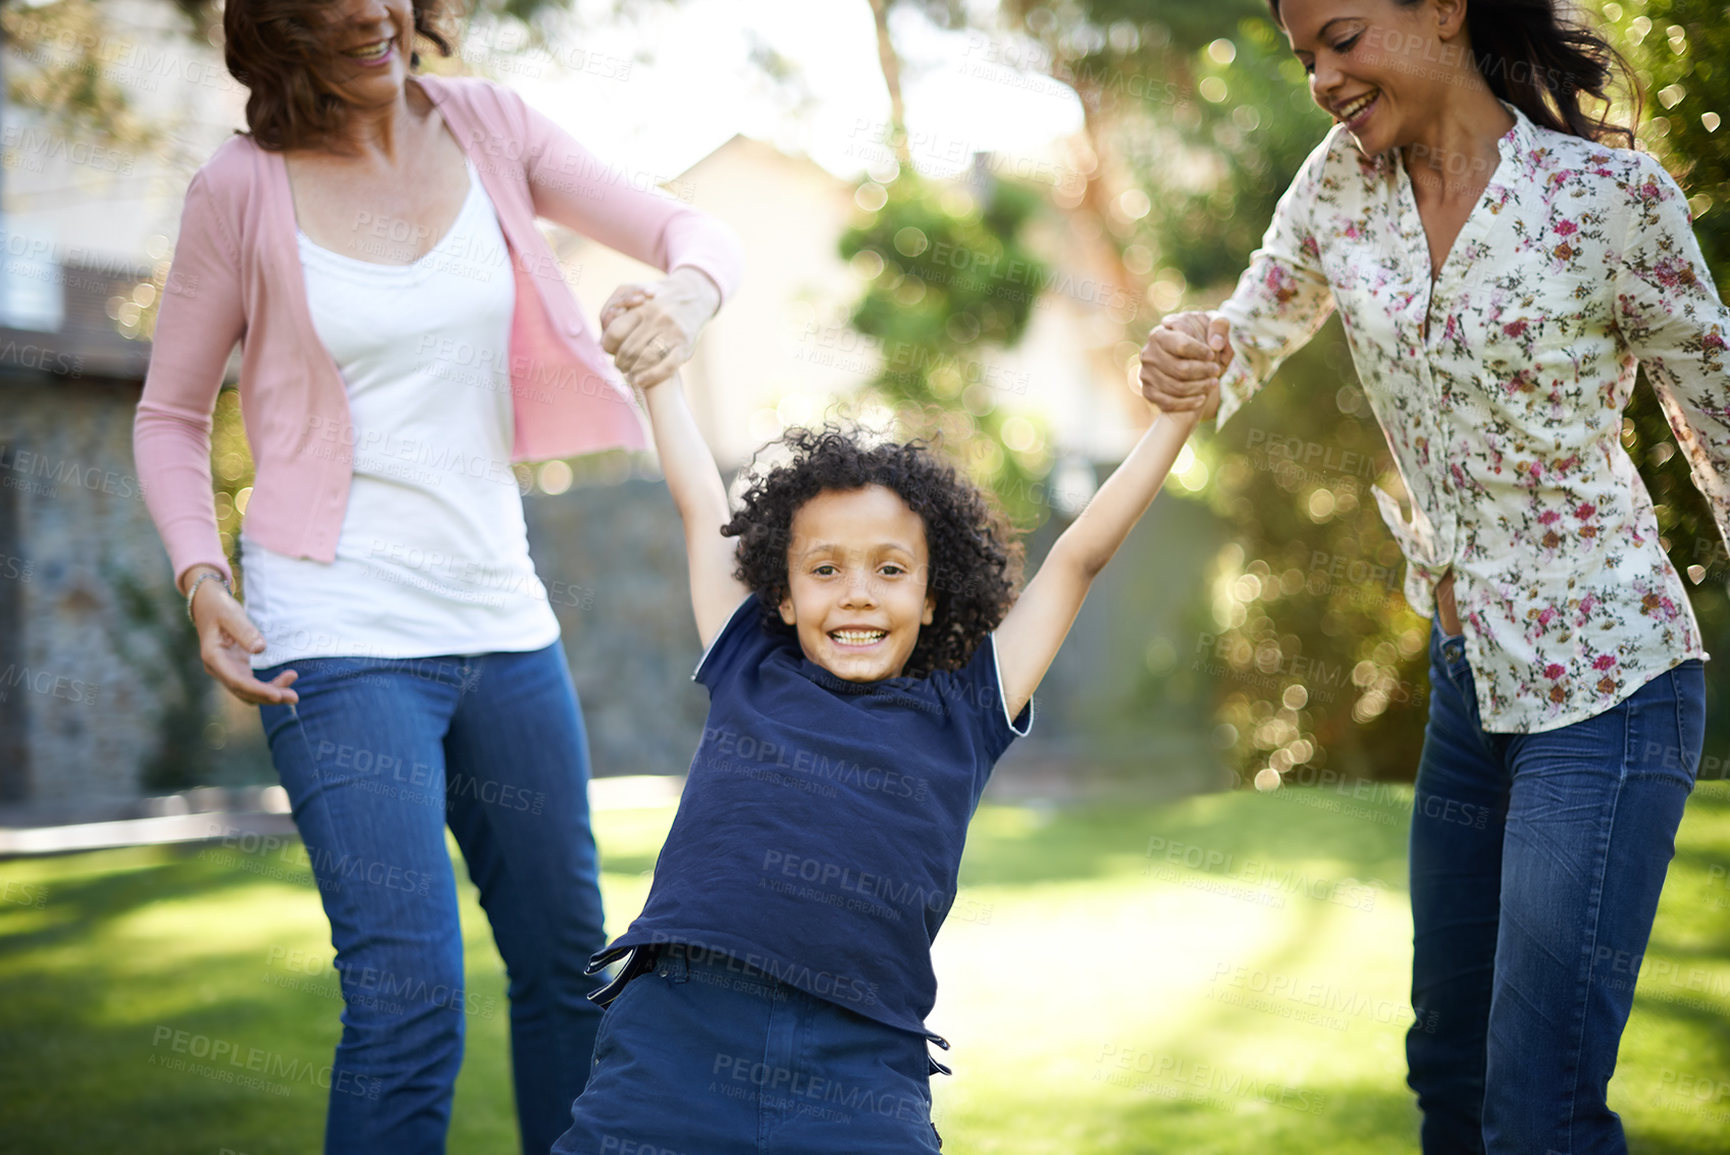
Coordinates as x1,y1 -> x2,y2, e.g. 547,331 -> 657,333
1216,104 -> 1730,733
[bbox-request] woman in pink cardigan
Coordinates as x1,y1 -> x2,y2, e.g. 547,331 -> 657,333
133,2 -> 741,1151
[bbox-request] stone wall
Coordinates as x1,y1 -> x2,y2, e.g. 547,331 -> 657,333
523,478 -> 715,777
0,376 -> 213,818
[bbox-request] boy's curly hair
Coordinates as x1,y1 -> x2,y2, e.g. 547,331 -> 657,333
722,427 -> 1023,679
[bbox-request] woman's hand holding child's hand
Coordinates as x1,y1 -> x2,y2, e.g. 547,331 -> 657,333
599,267 -> 721,389
1140,311 -> 1231,421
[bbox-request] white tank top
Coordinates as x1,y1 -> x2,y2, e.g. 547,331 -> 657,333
242,158 -> 562,668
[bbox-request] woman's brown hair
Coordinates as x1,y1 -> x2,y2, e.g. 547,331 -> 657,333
224,0 -> 458,151
1267,0 -> 1641,147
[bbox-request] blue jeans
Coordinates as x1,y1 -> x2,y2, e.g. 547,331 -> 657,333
1407,624 -> 1704,1154
258,642 -> 606,1155
553,944 -> 942,1154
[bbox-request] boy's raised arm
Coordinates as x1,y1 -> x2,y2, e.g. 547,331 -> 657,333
638,372 -> 753,648
993,405 -> 1203,719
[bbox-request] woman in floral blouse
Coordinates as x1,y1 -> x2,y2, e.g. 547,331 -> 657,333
1140,1 -> 1728,1152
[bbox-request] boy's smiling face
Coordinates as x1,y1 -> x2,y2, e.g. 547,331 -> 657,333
779,485 -> 935,682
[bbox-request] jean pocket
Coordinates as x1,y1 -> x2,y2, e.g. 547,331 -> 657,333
257,699 -> 298,747
256,703 -> 320,804
587,945 -> 656,1007
1673,661 -> 1708,783
1656,660 -> 1706,786
590,971 -> 652,1065
1609,660 -> 1706,790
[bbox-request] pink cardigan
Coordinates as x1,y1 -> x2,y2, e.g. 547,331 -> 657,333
134,74 -> 743,586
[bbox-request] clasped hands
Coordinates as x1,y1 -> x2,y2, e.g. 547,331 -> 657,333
1139,310 -> 1233,420
598,266 -> 721,389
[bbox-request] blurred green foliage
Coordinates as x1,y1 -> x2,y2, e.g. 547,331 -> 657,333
1,0 -> 161,150
985,3 -> 1427,782
208,389 -> 255,587
1596,1 -> 1730,775
839,172 -> 1058,526
1608,1 -> 1730,270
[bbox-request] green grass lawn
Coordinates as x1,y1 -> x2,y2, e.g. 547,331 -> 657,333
2,781 -> 1727,1154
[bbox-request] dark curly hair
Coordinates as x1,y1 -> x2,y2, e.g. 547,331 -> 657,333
721,427 -> 1023,679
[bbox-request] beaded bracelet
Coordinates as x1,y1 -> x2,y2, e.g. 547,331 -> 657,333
185,572 -> 231,624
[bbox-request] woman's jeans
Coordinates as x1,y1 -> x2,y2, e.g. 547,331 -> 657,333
258,642 -> 606,1155
1407,624 -> 1705,1154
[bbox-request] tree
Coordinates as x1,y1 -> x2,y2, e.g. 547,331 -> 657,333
839,170 -> 1055,524
827,0 -> 1059,526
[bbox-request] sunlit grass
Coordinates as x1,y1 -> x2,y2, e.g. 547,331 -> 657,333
1,783 -> 1725,1153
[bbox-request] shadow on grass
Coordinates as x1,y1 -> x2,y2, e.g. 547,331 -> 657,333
0,842 -> 516,1155
0,844 -> 299,952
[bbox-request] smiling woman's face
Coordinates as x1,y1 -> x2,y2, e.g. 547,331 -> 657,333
1277,0 -> 1468,155
319,0 -> 415,104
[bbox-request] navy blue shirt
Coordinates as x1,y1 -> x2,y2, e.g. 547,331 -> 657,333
595,596 -> 1032,1040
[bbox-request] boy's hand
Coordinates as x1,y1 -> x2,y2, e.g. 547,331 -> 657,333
599,283 -> 670,389
599,283 -> 663,388
598,283 -> 654,334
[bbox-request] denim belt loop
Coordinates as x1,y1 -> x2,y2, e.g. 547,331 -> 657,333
1434,617 -> 1467,666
